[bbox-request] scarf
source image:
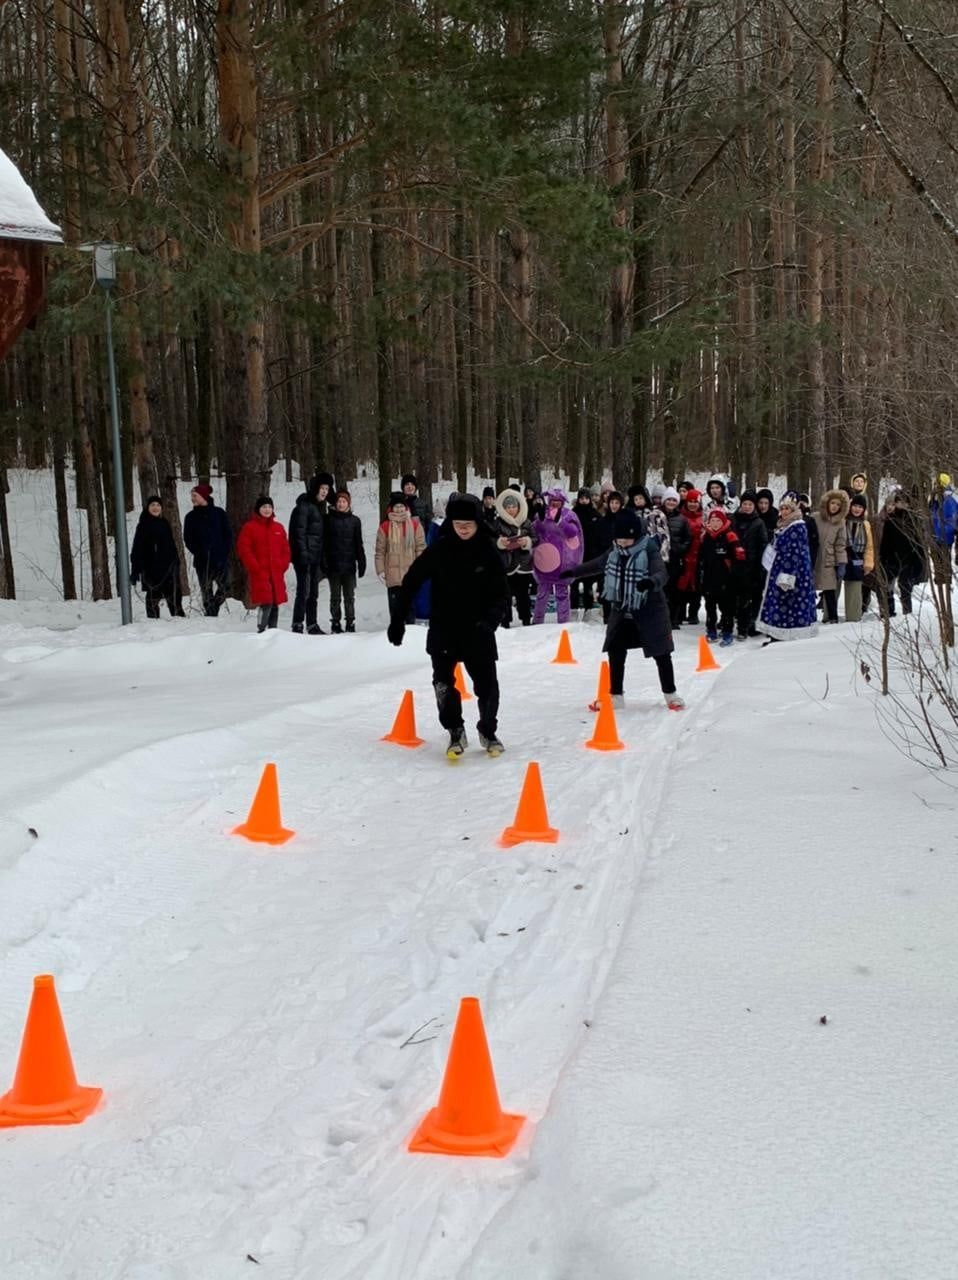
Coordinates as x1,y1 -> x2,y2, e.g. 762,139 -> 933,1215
846,517 -> 867,557
603,537 -> 651,615
387,509 -> 416,558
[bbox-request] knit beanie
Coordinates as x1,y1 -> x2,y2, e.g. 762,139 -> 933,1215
849,495 -> 867,515
739,489 -> 758,506
192,483 -> 213,502
482,486 -> 496,499
254,494 -> 273,514
388,491 -> 408,510
651,483 -> 667,501
613,509 -> 646,540
577,487 -> 592,500
336,489 -> 351,505
401,473 -> 418,489
684,488 -> 702,505
662,486 -> 680,503
145,494 -> 162,508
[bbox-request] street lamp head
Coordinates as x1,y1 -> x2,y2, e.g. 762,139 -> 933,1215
78,240 -> 130,290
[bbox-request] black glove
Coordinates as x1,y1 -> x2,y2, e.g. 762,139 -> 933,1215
635,576 -> 654,590
387,618 -> 405,647
130,572 -> 139,587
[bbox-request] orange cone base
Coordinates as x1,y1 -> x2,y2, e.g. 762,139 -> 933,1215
0,1083 -> 102,1128
585,737 -> 624,752
499,823 -> 559,848
409,1106 -> 525,1157
231,820 -> 295,845
381,732 -> 425,749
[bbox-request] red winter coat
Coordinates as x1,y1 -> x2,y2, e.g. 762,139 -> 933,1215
677,509 -> 704,593
237,513 -> 291,606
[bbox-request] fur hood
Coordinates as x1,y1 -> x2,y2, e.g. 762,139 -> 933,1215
495,488 -> 528,529
819,489 -> 850,522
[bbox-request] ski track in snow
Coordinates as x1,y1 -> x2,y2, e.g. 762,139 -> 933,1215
0,620 -> 729,1279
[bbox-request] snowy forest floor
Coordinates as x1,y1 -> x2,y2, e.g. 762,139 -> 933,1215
0,595 -> 956,1280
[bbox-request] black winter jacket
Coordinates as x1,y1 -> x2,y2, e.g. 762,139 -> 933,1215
732,510 -> 769,576
574,501 -> 603,559
664,510 -> 692,568
802,514 -> 820,569
595,510 -> 617,557
131,510 -> 180,588
288,493 -> 326,568
395,522 -> 508,659
698,527 -> 747,594
878,509 -> 926,579
324,509 -> 366,577
183,502 -> 232,576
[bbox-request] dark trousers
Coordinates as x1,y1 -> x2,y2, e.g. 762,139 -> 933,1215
257,605 -> 279,631
607,644 -> 676,696
145,581 -> 184,619
572,577 -> 599,612
292,563 -> 323,629
704,589 -> 735,635
503,575 -> 532,626
198,570 -> 228,617
738,580 -> 762,635
328,572 -> 356,625
666,571 -> 684,625
683,590 -> 701,622
431,651 -> 499,738
822,588 -> 839,623
880,568 -> 918,616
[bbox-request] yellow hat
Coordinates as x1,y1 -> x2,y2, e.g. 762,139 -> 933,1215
939,472 -> 952,487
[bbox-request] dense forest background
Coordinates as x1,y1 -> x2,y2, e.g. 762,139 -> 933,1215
3,0 -> 958,601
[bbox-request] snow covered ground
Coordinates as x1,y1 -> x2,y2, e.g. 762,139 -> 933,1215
1,468 -> 956,1279
1,609 -> 956,1279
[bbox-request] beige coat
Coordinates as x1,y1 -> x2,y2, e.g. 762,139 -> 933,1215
374,513 -> 426,587
812,489 -> 850,590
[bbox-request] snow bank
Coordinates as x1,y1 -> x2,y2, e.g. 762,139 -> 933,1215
0,148 -> 61,243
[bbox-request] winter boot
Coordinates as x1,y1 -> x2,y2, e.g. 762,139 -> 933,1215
307,623 -> 326,636
292,623 -> 304,634
664,692 -> 685,711
720,633 -> 734,647
446,726 -> 468,760
257,607 -> 271,634
706,629 -> 718,642
478,732 -> 505,757
345,622 -> 356,633
331,621 -> 343,634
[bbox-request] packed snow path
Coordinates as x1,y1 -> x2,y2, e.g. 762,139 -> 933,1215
0,616 -> 956,1279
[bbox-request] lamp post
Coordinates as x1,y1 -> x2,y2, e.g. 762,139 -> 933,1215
82,242 -> 132,624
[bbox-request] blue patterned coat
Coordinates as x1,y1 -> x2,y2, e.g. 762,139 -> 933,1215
757,518 -> 817,640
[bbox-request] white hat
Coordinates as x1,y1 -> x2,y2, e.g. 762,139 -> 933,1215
663,486 -> 680,502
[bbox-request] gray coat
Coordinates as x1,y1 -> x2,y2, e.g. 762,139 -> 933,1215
574,539 -> 674,658
811,489 -> 850,591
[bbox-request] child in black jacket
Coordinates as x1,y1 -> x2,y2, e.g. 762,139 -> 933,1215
697,508 -> 746,645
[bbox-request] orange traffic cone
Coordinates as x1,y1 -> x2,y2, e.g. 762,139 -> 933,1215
0,975 -> 102,1127
585,696 -> 624,751
454,663 -> 473,702
499,762 -> 559,847
551,629 -> 576,665
588,659 -> 611,712
696,635 -> 721,672
408,996 -> 525,1157
382,689 -> 425,749
232,762 -> 295,844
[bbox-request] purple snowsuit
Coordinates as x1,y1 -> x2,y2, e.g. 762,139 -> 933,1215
531,489 -> 584,623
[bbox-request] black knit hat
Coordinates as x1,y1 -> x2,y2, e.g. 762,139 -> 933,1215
447,496 -> 480,522
401,473 -> 418,489
613,508 -> 646,540
388,491 -> 408,509
482,486 -> 495,499
577,487 -> 592,499
849,494 -> 867,513
144,494 -> 162,508
254,494 -> 273,513
739,489 -> 758,506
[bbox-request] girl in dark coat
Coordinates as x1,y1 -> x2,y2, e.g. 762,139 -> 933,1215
130,496 -> 184,619
236,496 -> 292,632
563,508 -> 684,710
661,487 -> 691,628
697,508 -> 746,645
493,488 -> 536,626
732,490 -> 769,637
876,490 -> 926,616
756,488 -> 778,536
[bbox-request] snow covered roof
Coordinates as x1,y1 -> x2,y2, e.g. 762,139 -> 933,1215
0,148 -> 61,244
